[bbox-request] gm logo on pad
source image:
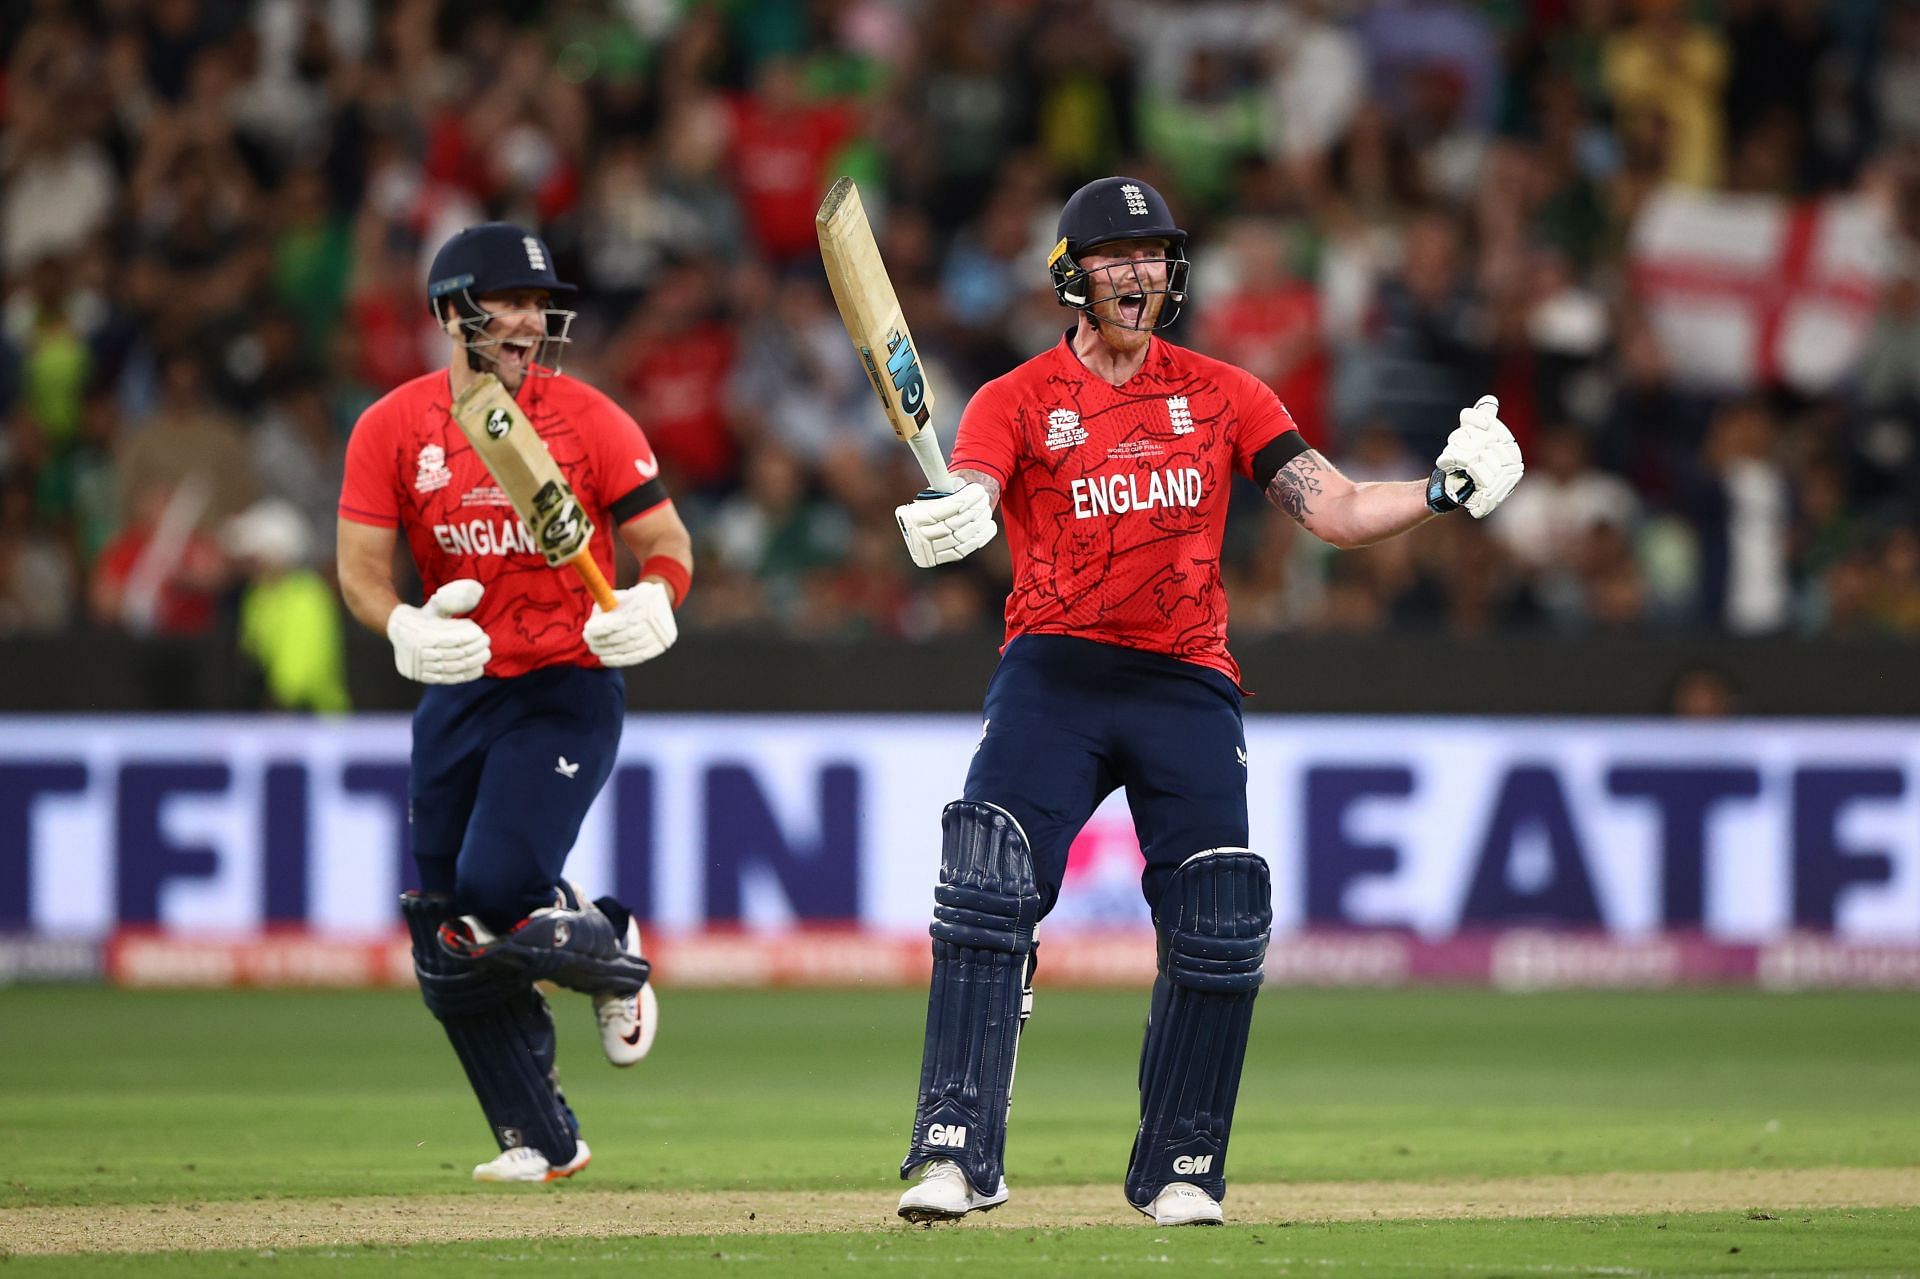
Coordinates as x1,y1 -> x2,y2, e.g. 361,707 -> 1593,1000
925,1123 -> 968,1148
485,408 -> 512,439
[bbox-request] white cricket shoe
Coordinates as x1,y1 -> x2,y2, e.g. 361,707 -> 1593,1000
897,1159 -> 1010,1223
472,1138 -> 592,1183
593,915 -> 658,1066
1139,1181 -> 1224,1226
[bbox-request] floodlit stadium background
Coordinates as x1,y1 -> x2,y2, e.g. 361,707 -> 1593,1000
3,0 -> 1918,989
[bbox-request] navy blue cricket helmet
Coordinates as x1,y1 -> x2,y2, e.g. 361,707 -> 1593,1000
1047,177 -> 1190,330
427,222 -> 578,375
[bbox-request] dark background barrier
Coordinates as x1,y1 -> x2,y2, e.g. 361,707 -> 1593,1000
3,631 -> 1911,716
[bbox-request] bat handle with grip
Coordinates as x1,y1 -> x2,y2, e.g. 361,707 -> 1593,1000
571,552 -> 620,613
907,429 -> 957,495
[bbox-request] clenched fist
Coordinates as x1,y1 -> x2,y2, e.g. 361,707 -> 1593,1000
388,579 -> 491,684
583,580 -> 677,667
1430,395 -> 1525,519
895,483 -> 997,568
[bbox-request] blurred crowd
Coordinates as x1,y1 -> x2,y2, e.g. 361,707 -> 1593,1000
4,0 -> 1920,709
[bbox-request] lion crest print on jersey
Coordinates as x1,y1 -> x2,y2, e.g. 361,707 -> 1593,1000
340,371 -> 668,678
949,335 -> 1299,687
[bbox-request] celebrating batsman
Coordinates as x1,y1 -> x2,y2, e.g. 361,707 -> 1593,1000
893,178 -> 1523,1226
337,222 -> 692,1183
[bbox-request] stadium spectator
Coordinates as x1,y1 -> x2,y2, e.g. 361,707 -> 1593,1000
116,351 -> 259,532
251,377 -> 346,558
726,56 -> 857,265
1602,0 -> 1730,189
1025,1 -> 1134,185
4,254 -> 95,450
224,497 -> 350,713
89,478 -> 228,637
1877,1 -> 1920,146
0,0 -> 1916,676
1260,0 -> 1365,173
1665,661 -> 1743,716
727,266 -> 876,465
1490,425 -> 1637,577
1197,216 -> 1327,437
1687,398 -> 1794,635
705,441 -> 850,624
0,473 -> 75,635
612,255 -> 738,496
1346,209 -> 1488,456
1,30 -> 118,276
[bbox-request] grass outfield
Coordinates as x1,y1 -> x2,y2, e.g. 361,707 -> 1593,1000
1,985 -> 1916,1274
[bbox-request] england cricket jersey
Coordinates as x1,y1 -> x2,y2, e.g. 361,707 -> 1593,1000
950,333 -> 1300,686
340,370 -> 669,678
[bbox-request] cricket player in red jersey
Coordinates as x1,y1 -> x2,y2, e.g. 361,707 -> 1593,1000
894,179 -> 1524,1226
337,222 -> 692,1183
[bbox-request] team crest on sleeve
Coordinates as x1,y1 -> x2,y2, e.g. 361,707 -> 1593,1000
1045,408 -> 1086,451
415,443 -> 452,493
1167,397 -> 1194,435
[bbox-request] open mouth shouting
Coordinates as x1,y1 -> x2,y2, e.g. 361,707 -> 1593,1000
1114,291 -> 1150,329
495,336 -> 539,378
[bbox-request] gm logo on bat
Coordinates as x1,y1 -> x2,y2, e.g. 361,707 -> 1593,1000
884,330 -> 930,430
530,480 -> 590,562
485,408 -> 512,439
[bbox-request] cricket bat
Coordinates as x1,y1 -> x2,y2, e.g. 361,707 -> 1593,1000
815,177 -> 956,493
449,373 -> 619,612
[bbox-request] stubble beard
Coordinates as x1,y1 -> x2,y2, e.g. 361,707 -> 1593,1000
1093,292 -> 1161,352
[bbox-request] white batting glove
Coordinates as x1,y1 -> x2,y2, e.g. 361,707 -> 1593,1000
895,483 -> 996,568
1432,395 -> 1525,519
387,579 -> 491,684
583,580 -> 677,667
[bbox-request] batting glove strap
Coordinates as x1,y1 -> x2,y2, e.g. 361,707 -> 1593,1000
1433,395 -> 1525,520
583,580 -> 677,667
896,482 -> 996,569
1425,467 -> 1467,514
387,579 -> 491,684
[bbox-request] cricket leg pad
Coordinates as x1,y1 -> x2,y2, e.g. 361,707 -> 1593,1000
1124,849 -> 1271,1209
439,880 -> 651,999
403,891 -> 580,1163
900,800 -> 1042,1196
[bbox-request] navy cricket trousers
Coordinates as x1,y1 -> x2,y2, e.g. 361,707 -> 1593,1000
409,664 -> 625,928
963,634 -> 1250,917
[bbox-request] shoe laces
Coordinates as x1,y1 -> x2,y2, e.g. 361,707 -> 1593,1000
594,991 -> 636,1028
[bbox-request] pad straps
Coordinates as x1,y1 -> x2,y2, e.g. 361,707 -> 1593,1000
901,801 -> 1042,1194
439,882 -> 651,998
1125,849 -> 1271,1207
403,892 -> 580,1162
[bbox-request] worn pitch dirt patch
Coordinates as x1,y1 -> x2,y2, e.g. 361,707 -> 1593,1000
3,1167 -> 1916,1256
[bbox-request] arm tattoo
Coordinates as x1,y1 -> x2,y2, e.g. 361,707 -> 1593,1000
952,468 -> 1001,508
1266,450 -> 1327,524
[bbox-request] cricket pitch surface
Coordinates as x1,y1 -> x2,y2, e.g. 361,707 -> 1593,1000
9,1167 -> 1918,1255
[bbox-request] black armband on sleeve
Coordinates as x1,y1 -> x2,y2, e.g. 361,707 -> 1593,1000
1251,431 -> 1310,491
610,479 -> 669,525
